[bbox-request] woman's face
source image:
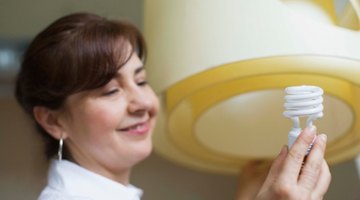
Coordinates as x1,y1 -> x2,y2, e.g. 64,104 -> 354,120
59,51 -> 159,182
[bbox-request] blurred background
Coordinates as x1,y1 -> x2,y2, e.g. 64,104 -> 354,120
1,0 -> 360,199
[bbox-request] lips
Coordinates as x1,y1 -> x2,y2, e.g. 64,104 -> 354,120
118,121 -> 150,135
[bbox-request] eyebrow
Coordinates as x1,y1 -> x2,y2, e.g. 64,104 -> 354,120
114,65 -> 145,79
135,65 -> 145,75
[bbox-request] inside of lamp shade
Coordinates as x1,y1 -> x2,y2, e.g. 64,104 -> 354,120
195,89 -> 353,158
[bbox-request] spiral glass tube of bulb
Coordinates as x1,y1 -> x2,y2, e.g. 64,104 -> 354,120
283,85 -> 324,149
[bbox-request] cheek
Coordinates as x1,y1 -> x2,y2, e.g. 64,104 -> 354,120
80,101 -> 127,132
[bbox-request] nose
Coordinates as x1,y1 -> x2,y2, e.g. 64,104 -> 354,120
127,86 -> 154,115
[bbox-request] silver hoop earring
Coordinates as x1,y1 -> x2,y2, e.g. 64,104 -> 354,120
58,137 -> 63,161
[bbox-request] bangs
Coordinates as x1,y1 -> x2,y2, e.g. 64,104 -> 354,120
16,13 -> 146,114
71,20 -> 146,92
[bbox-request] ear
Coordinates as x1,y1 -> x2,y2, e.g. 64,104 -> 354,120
33,106 -> 67,140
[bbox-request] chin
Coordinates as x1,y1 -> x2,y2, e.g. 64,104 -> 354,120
133,141 -> 153,163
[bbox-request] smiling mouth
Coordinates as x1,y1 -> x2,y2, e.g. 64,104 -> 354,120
118,122 -> 150,135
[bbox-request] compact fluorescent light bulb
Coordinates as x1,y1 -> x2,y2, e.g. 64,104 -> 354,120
283,85 -> 324,149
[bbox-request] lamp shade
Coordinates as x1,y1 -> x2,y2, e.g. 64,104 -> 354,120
144,0 -> 360,174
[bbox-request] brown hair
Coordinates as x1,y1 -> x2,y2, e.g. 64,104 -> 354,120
15,12 -> 146,159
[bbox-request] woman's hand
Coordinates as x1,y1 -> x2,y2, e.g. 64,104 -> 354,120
255,127 -> 331,200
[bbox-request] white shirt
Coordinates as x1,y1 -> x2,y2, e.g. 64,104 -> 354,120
38,160 -> 143,200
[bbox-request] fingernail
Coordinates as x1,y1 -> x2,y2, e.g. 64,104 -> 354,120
319,134 -> 327,143
307,125 -> 317,132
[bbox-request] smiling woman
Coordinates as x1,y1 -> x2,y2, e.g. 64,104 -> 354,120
14,12 -> 331,200
50,53 -> 158,184
15,12 -> 159,199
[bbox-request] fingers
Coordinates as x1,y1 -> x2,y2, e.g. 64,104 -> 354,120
299,134 -> 328,191
279,127 -> 317,182
254,129 -> 330,200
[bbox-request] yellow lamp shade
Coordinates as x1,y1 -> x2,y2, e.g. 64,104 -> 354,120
144,0 -> 360,174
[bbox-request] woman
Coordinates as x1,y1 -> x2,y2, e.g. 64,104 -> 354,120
15,12 -> 330,200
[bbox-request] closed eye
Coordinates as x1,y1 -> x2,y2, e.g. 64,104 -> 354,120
103,89 -> 119,96
137,81 -> 148,86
